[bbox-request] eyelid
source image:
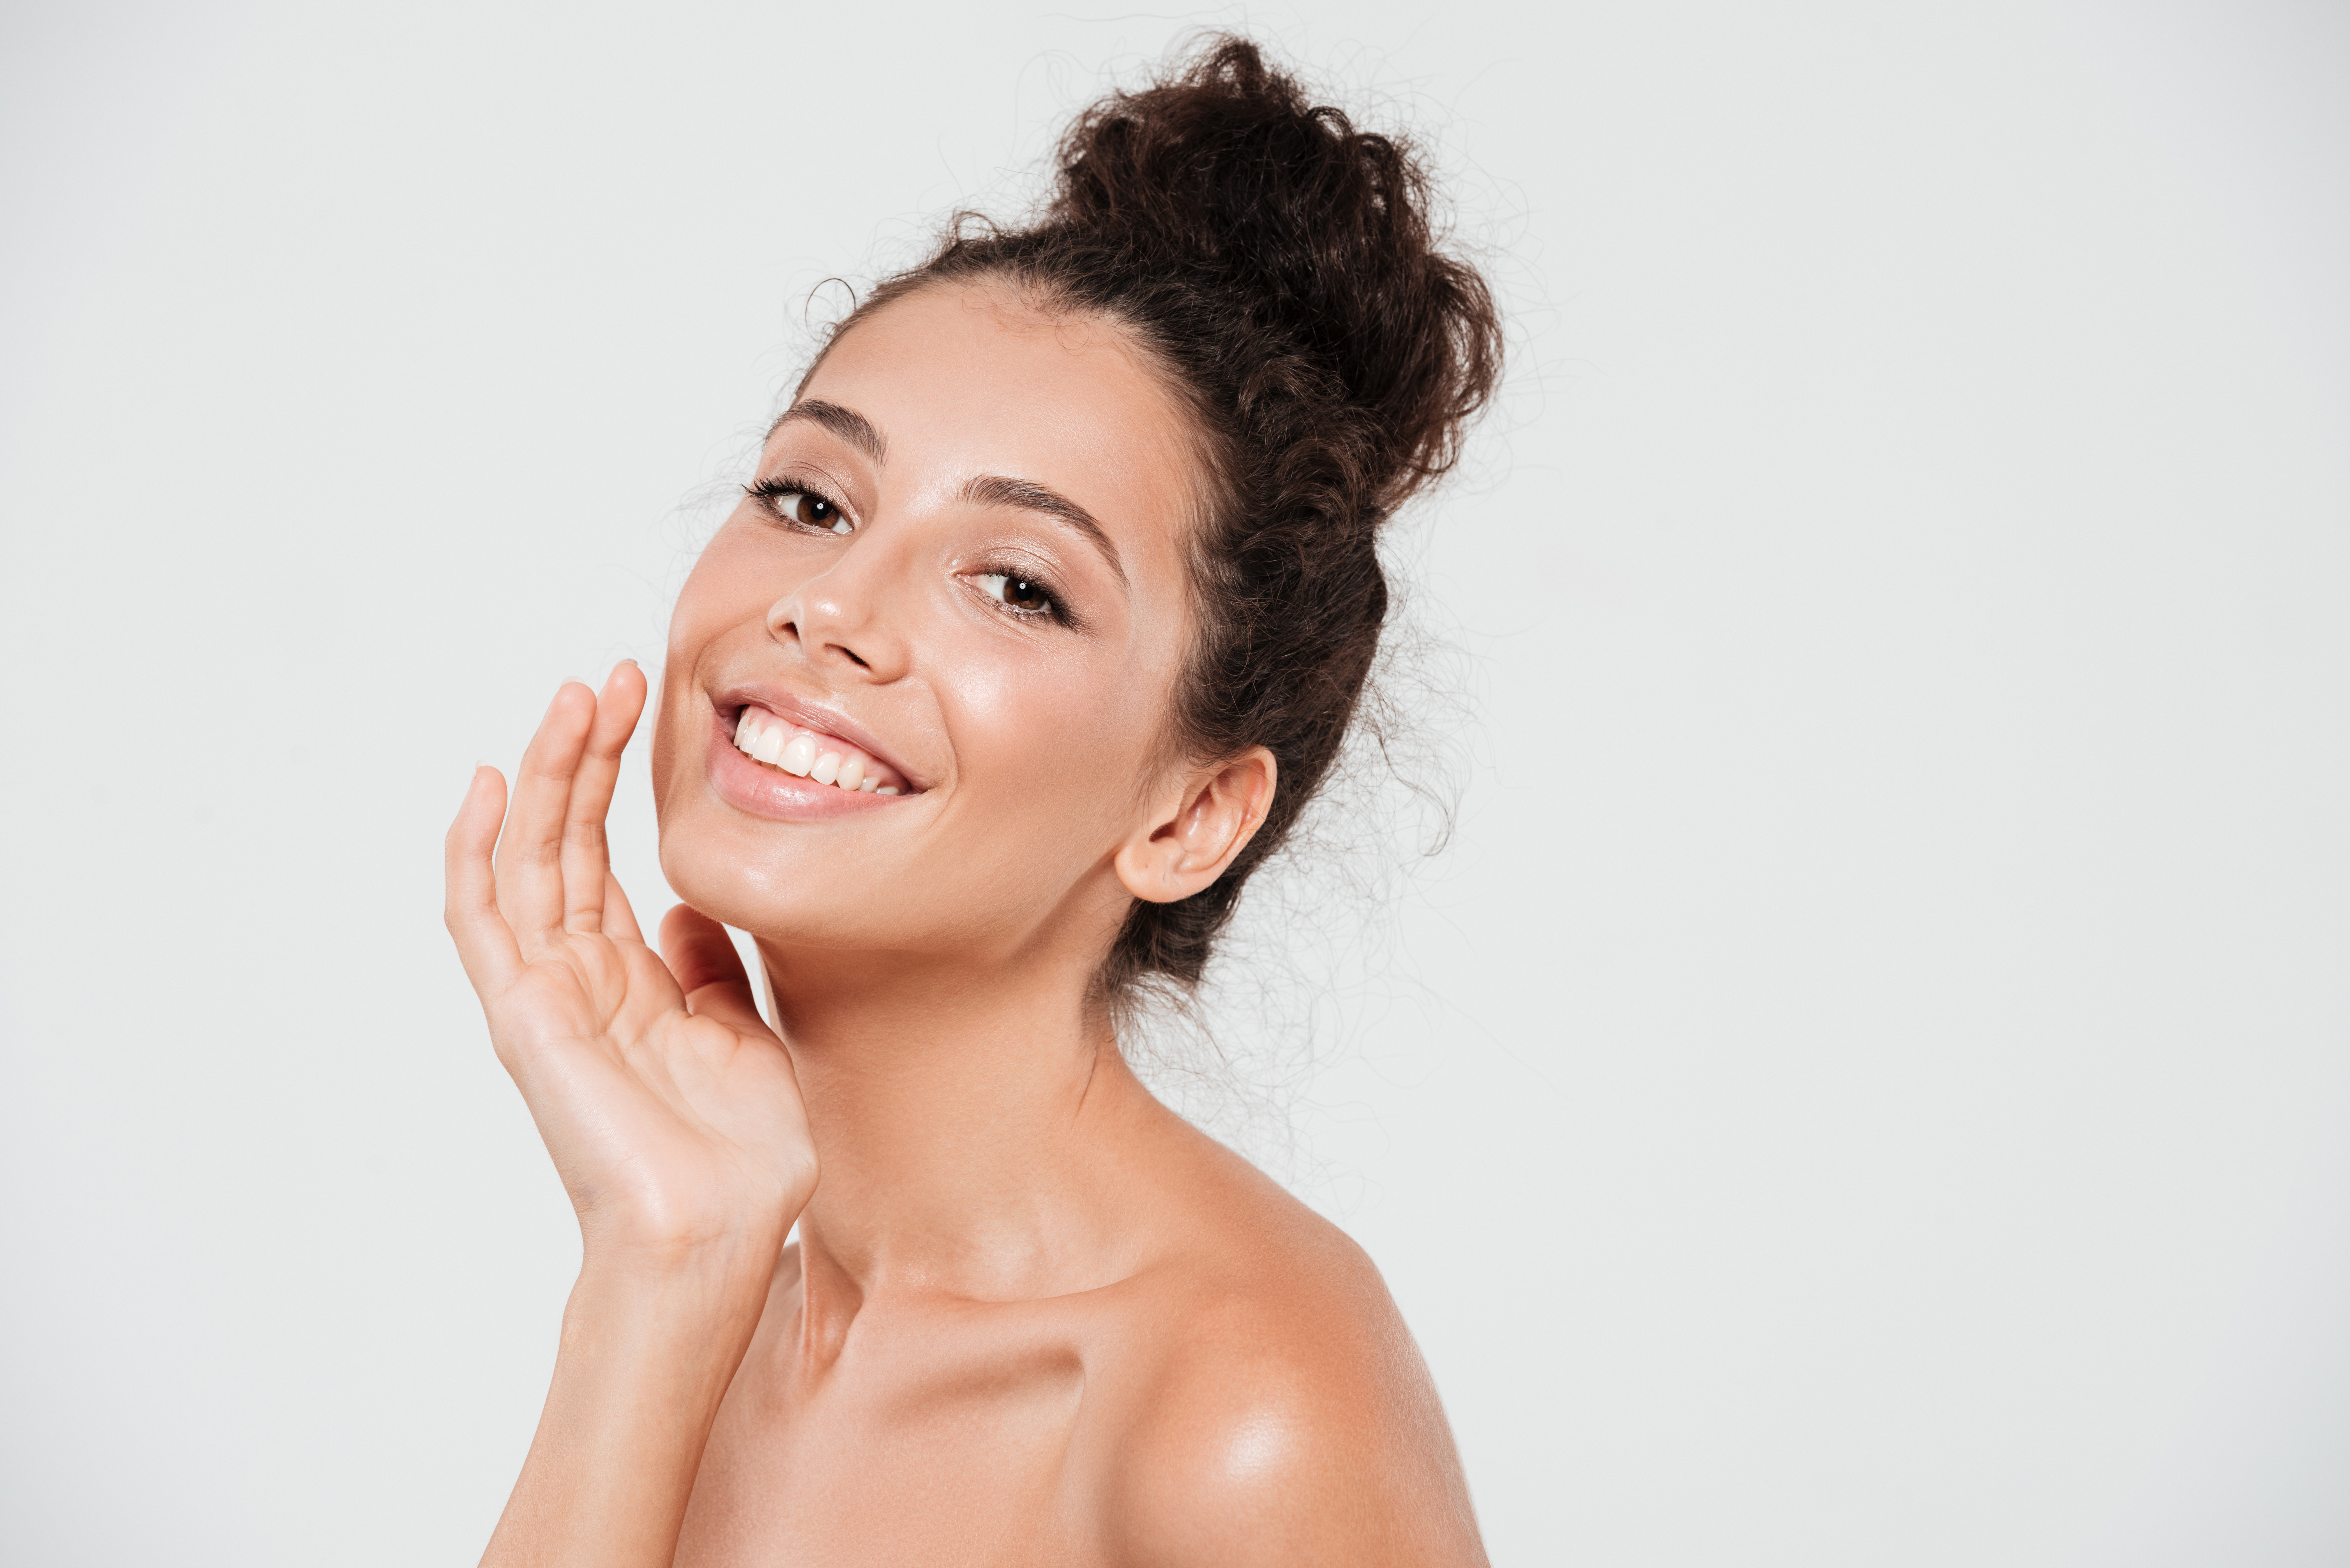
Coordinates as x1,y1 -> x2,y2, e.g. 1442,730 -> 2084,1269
749,472 -> 858,532
962,562 -> 1079,630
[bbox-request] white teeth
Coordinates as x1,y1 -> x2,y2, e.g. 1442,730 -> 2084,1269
732,709 -> 906,795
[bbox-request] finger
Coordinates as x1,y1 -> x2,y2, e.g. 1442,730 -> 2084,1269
493,682 -> 596,948
659,904 -> 770,1037
444,764 -> 523,995
602,871 -> 646,946
559,662 -> 648,934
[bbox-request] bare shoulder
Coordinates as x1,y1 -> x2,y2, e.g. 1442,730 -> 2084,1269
1080,1130 -> 1487,1568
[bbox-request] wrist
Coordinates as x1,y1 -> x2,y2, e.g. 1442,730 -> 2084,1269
576,1197 -> 795,1285
571,1232 -> 782,1324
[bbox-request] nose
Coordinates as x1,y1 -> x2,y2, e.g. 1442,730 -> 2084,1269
766,537 -> 910,682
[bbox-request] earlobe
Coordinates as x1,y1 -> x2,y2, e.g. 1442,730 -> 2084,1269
1113,748 -> 1278,905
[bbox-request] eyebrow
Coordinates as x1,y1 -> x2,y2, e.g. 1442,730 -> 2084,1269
769,399 -> 887,463
960,473 -> 1128,592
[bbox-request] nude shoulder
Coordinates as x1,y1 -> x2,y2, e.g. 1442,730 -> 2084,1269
1082,1156 -> 1486,1566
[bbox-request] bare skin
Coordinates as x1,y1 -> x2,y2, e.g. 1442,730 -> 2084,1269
445,283 -> 1487,1566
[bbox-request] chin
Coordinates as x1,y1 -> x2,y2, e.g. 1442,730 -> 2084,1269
655,811 -> 830,942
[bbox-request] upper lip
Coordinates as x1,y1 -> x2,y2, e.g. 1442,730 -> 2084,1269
713,683 -> 925,791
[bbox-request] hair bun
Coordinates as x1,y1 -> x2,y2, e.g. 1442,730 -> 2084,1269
1049,37 -> 1498,506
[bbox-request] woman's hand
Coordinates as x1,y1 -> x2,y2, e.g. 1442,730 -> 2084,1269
446,665 -> 813,1567
445,663 -> 816,1279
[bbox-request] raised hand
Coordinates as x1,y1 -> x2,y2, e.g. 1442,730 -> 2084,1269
446,665 -> 815,1566
444,664 -> 816,1278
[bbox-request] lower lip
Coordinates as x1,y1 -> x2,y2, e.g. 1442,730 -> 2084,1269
704,711 -> 906,821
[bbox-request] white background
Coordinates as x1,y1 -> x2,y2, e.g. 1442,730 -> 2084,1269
4,1 -> 2346,1563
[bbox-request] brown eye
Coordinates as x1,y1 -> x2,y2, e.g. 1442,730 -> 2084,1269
756,483 -> 853,535
793,493 -> 851,534
973,570 -> 1059,618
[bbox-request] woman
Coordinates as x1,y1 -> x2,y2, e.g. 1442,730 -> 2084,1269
444,37 -> 1500,1566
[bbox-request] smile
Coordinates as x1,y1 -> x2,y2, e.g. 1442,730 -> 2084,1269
731,707 -> 908,795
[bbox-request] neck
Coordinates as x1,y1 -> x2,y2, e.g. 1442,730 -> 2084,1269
754,937 -> 1159,1316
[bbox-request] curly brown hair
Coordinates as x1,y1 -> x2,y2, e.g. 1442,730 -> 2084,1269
808,35 -> 1502,1004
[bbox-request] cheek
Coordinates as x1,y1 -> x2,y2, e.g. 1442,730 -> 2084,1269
654,532 -> 768,775
673,523 -> 777,635
950,640 -> 1161,810
940,569 -> 1197,842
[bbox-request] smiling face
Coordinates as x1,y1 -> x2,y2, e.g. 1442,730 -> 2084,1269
651,282 -> 1216,978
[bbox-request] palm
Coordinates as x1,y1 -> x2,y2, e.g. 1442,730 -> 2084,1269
497,935 -> 807,1248
446,667 -> 815,1266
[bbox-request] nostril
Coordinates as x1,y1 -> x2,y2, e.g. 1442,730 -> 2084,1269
844,648 -> 870,670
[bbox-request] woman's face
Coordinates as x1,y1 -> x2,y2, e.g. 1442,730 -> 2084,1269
651,283 -> 1207,971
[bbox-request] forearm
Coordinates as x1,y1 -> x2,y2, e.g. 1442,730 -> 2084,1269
481,1261 -> 772,1568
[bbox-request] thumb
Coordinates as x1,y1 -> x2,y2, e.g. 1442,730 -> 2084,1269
658,905 -> 770,1037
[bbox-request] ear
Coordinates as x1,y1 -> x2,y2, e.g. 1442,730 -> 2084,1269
1114,747 -> 1279,905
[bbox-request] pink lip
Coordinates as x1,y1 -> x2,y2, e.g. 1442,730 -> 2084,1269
702,689 -> 921,823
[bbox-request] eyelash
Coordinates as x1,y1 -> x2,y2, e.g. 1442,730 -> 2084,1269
967,566 -> 1071,626
745,476 -> 1077,628
746,475 -> 854,536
